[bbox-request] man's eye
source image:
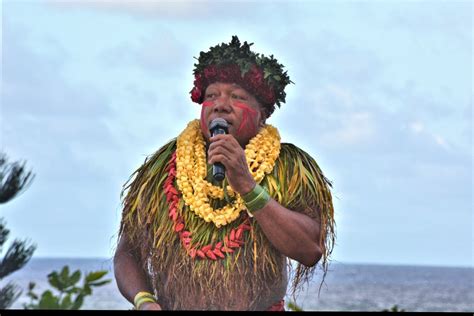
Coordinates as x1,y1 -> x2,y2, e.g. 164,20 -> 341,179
206,93 -> 216,99
232,94 -> 246,100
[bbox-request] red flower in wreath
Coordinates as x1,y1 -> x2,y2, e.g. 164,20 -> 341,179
203,65 -> 217,78
244,64 -> 264,88
217,64 -> 240,82
190,86 -> 202,103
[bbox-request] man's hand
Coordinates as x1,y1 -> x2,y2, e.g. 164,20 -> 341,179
138,301 -> 162,310
208,134 -> 256,195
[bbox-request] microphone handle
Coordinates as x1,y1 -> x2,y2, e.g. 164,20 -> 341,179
211,127 -> 227,182
213,162 -> 225,182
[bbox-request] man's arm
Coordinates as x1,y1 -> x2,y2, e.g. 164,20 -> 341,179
114,235 -> 162,310
252,200 -> 322,267
208,134 -> 323,267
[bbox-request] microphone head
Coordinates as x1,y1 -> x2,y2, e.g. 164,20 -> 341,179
209,118 -> 229,132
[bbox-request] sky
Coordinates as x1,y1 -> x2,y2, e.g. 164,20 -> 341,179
1,0 -> 472,268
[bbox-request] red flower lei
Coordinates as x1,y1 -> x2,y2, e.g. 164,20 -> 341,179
163,151 -> 252,260
190,64 -> 276,106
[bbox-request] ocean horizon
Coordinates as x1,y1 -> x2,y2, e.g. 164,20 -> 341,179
4,257 -> 473,312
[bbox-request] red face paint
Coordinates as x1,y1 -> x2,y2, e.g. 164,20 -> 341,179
234,102 -> 259,137
200,101 -> 213,135
199,99 -> 260,144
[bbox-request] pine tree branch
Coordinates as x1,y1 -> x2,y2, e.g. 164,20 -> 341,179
0,281 -> 21,309
0,239 -> 36,279
0,153 -> 35,204
0,219 -> 10,251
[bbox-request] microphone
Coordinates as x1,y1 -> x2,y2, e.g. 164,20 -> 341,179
209,118 -> 229,182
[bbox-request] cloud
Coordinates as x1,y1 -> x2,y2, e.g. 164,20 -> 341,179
410,121 -> 424,134
268,22 -> 469,154
384,1 -> 471,45
1,15 -> 127,256
408,121 -> 454,151
98,29 -> 190,76
462,103 -> 472,147
47,0 -> 207,18
318,111 -> 376,147
272,73 -> 471,247
2,18 -> 111,119
2,15 -> 123,173
45,0 -> 268,20
282,28 -> 384,87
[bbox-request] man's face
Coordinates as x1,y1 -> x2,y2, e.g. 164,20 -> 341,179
200,82 -> 265,147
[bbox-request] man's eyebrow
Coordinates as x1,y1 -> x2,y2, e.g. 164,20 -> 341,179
232,87 -> 248,94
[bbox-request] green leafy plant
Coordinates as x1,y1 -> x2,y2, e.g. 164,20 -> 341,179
286,300 -> 304,311
286,301 -> 407,312
382,304 -> 406,312
24,265 -> 111,309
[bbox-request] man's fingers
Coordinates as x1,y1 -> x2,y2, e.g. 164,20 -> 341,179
208,133 -> 249,174
208,153 -> 229,166
209,135 -> 241,154
208,143 -> 233,159
209,134 -> 239,147
139,302 -> 162,310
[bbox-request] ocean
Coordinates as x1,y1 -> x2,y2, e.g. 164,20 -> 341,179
4,258 -> 473,312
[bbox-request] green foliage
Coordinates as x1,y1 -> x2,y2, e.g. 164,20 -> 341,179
0,282 -> 21,308
0,153 -> 36,309
286,300 -> 304,311
286,301 -> 407,312
0,237 -> 36,279
24,265 -> 111,310
0,153 -> 35,203
382,305 -> 406,312
193,35 -> 293,106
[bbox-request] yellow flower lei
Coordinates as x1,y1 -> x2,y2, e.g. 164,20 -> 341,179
176,119 -> 281,227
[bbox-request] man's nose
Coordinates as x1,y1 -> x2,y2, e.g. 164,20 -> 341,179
212,96 -> 232,113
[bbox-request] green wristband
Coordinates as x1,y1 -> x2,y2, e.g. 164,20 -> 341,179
134,291 -> 157,310
241,184 -> 270,214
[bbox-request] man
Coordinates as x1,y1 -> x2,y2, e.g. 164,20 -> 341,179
114,36 -> 335,311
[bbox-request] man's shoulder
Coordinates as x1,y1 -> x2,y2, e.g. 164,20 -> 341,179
280,142 -> 305,151
124,138 -> 177,187
278,142 -> 330,184
152,138 -> 177,156
140,138 -> 177,167
279,142 -> 317,162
